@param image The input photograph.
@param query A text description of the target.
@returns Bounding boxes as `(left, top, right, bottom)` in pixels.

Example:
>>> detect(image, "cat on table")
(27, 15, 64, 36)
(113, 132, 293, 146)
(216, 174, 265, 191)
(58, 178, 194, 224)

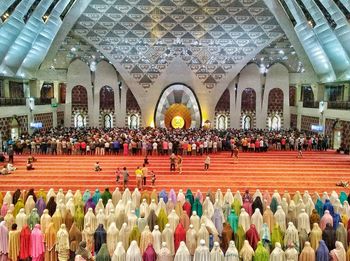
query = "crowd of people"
(0, 187, 349, 261)
(0, 127, 330, 157)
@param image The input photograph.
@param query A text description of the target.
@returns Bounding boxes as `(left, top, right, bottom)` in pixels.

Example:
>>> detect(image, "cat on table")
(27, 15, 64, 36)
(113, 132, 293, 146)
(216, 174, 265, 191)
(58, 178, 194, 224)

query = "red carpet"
(1, 151, 349, 194)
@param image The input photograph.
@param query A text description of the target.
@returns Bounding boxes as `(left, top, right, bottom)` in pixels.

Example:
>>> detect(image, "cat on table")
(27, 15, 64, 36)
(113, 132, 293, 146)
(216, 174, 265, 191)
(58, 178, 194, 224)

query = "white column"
(3, 79, 9, 97)
(87, 85, 94, 127)
(228, 83, 238, 128)
(116, 84, 127, 127)
(52, 107, 57, 128)
(64, 86, 72, 127)
(344, 83, 349, 101)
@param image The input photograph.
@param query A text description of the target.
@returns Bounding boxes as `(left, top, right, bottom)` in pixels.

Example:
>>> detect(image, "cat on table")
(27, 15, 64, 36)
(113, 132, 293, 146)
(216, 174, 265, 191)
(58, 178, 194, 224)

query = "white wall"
(263, 63, 290, 128)
(65, 59, 92, 127)
(93, 61, 119, 127)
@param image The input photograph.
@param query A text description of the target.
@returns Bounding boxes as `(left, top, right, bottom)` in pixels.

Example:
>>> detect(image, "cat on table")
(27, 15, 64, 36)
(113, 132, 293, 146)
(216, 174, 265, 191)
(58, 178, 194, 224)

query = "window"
(104, 114, 112, 129)
(325, 85, 344, 102)
(271, 116, 281, 130)
(268, 115, 281, 130)
(217, 115, 227, 130)
(243, 115, 251, 130)
(129, 114, 139, 129)
(74, 114, 86, 128)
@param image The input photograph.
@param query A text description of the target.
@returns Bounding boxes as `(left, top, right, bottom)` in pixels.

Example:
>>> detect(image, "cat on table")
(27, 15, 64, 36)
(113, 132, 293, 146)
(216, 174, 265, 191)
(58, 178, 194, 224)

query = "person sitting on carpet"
(94, 161, 102, 172)
(28, 155, 37, 163)
(26, 160, 34, 170)
(1, 164, 10, 175)
(7, 163, 16, 171)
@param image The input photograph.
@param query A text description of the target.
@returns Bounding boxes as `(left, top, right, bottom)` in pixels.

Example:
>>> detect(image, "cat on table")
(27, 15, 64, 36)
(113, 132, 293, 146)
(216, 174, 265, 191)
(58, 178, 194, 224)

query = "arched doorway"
(268, 114, 281, 130)
(154, 84, 202, 128)
(129, 114, 139, 129)
(74, 113, 86, 128)
(242, 115, 252, 130)
(333, 121, 342, 149)
(164, 104, 192, 129)
(9, 117, 20, 140)
(217, 115, 227, 130)
(103, 114, 113, 128)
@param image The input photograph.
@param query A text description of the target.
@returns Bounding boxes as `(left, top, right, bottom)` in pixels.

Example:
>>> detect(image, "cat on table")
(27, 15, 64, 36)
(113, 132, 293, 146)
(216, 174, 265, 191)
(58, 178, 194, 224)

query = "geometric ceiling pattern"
(72, 0, 284, 88)
(0, 0, 349, 86)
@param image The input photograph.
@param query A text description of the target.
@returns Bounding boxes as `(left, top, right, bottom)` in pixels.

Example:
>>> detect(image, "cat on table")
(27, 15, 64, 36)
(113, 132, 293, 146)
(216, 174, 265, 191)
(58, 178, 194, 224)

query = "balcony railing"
(0, 97, 26, 106)
(327, 101, 350, 110)
(34, 97, 52, 105)
(303, 101, 319, 108)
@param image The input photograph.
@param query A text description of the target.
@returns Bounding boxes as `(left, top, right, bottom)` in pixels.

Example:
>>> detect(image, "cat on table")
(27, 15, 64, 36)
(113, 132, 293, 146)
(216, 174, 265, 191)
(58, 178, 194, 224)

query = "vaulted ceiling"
(0, 0, 349, 88)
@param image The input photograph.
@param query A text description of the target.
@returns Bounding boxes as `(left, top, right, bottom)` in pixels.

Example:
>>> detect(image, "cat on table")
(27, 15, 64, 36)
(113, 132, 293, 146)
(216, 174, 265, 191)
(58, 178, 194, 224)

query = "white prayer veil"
(225, 241, 239, 261)
(174, 241, 191, 261)
(112, 242, 126, 261)
(126, 240, 142, 261)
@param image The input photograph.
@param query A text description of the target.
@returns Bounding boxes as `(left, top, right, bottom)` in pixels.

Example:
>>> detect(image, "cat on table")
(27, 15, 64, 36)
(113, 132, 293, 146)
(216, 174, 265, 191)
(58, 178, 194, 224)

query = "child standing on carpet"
(94, 161, 102, 171)
(233, 146, 239, 163)
(151, 171, 156, 187)
(115, 168, 121, 183)
(204, 155, 210, 171)
(297, 142, 303, 158)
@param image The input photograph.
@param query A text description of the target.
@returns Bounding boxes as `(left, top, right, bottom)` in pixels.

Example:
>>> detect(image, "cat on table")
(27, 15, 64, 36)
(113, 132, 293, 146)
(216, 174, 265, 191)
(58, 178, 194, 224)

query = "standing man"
(204, 156, 210, 171)
(8, 145, 14, 164)
(170, 153, 176, 172)
(135, 166, 143, 190)
(141, 164, 148, 186)
(122, 167, 129, 190)
(233, 145, 239, 163)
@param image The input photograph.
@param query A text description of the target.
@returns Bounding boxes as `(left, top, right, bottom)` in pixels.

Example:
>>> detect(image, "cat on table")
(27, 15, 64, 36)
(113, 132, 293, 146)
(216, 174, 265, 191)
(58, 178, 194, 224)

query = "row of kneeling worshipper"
(0, 187, 350, 261)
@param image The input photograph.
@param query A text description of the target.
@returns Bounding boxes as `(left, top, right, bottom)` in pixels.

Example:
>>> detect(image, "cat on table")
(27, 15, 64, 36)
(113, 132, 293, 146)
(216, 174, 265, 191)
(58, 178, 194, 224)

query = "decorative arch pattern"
(126, 89, 141, 112)
(289, 86, 297, 106)
(99, 85, 114, 111)
(72, 85, 88, 107)
(215, 89, 230, 112)
(241, 88, 256, 112)
(268, 88, 284, 113)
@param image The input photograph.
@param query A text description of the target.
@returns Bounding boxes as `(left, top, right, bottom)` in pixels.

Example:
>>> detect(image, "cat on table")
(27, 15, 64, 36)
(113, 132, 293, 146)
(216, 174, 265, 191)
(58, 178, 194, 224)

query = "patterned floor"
(1, 151, 349, 195)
